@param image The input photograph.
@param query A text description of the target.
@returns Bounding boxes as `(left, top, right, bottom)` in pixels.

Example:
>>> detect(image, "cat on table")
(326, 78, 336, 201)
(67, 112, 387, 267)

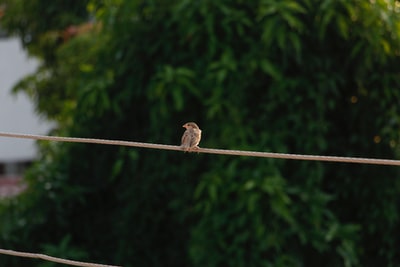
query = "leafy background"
(1, 0, 400, 266)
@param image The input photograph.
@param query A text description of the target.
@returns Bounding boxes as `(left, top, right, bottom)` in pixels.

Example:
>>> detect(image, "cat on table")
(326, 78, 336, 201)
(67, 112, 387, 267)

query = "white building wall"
(0, 37, 53, 163)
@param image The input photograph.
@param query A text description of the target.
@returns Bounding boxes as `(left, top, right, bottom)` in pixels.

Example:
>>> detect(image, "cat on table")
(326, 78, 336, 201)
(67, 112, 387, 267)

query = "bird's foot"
(181, 145, 200, 153)
(189, 146, 200, 153)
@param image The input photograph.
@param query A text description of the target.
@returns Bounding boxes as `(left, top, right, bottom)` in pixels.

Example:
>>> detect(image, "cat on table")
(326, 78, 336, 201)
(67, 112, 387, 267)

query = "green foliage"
(39, 235, 89, 267)
(1, 0, 90, 57)
(1, 0, 400, 266)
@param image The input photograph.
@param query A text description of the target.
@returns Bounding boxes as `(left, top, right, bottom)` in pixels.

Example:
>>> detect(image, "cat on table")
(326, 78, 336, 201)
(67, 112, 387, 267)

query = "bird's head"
(183, 122, 199, 129)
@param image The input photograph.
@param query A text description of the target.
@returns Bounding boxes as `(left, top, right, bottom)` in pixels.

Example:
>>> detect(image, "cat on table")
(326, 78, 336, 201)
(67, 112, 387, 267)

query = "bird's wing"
(181, 130, 191, 147)
(189, 129, 201, 147)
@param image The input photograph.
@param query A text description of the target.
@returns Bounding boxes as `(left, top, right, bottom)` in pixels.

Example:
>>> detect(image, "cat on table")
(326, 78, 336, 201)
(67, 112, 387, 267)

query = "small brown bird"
(181, 122, 202, 152)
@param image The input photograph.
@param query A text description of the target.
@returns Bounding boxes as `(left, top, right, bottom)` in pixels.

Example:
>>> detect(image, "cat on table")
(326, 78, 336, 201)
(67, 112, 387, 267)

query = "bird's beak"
(182, 124, 187, 128)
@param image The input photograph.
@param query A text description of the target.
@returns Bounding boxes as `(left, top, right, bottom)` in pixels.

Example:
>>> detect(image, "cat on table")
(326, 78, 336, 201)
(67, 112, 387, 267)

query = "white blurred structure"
(0, 37, 53, 162)
(0, 36, 53, 196)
